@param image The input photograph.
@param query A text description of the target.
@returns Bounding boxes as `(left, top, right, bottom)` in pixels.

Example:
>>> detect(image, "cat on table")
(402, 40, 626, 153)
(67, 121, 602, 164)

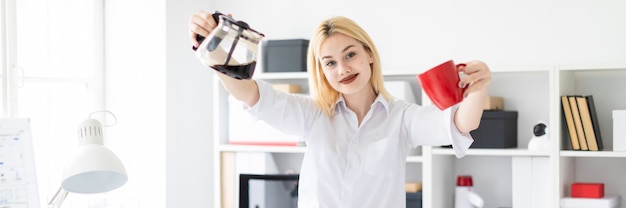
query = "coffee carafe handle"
(192, 11, 224, 51)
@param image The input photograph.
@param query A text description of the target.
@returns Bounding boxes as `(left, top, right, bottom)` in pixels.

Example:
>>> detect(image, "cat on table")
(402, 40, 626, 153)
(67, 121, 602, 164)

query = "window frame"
(2, 0, 105, 207)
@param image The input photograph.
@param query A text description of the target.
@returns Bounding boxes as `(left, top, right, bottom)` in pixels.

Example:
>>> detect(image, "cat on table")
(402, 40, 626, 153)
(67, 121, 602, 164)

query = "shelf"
(430, 147, 550, 157)
(215, 62, 626, 208)
(427, 149, 626, 160)
(406, 155, 423, 163)
(558, 63, 626, 71)
(251, 66, 557, 80)
(254, 71, 309, 80)
(560, 150, 626, 158)
(381, 70, 418, 77)
(219, 144, 306, 153)
(220, 145, 425, 163)
(489, 65, 553, 73)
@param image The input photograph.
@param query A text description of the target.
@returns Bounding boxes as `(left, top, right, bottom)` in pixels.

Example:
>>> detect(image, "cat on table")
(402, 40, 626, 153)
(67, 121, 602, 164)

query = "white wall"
(102, 0, 625, 207)
(104, 0, 168, 206)
(213, 0, 626, 70)
(165, 0, 215, 207)
(105, 0, 216, 207)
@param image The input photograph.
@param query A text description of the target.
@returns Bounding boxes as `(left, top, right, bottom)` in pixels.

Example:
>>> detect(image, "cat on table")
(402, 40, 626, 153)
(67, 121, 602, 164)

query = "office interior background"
(2, 0, 625, 207)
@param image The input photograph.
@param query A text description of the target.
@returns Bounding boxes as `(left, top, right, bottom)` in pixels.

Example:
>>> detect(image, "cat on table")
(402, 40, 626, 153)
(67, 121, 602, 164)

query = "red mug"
(418, 60, 466, 110)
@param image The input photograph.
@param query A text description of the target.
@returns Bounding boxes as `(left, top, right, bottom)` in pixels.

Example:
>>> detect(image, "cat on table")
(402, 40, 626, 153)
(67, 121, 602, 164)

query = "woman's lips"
(340, 74, 358, 84)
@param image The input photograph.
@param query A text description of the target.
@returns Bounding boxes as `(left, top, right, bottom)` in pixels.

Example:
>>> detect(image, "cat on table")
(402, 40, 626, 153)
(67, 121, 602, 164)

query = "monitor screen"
(239, 174, 299, 208)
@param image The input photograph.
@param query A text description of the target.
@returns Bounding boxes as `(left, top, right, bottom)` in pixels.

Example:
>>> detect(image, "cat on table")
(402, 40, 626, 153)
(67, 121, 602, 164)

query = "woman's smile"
(340, 73, 358, 84)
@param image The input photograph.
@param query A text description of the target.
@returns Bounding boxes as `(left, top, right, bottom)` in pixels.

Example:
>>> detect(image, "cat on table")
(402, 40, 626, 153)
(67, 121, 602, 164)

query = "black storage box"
(469, 110, 518, 148)
(263, 39, 309, 72)
(406, 192, 422, 208)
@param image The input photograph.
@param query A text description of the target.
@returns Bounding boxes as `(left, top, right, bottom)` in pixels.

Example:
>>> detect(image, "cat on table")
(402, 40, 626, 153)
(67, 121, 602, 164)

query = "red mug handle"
(456, 63, 467, 90)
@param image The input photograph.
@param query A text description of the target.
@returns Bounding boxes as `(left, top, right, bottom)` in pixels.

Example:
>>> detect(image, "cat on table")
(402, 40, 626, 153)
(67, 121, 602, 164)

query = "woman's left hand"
(457, 60, 492, 97)
(454, 60, 492, 133)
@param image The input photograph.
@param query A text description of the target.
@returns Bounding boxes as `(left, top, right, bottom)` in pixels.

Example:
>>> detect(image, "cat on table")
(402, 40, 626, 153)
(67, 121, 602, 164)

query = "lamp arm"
(48, 186, 69, 208)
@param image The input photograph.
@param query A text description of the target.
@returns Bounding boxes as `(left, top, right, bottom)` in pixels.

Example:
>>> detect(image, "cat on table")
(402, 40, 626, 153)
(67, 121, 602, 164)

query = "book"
(576, 96, 600, 151)
(568, 96, 589, 150)
(561, 96, 580, 150)
(586, 95, 603, 150)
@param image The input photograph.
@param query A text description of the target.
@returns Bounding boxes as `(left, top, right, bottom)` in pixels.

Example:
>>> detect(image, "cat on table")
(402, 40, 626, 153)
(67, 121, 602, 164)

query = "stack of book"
(561, 95, 603, 151)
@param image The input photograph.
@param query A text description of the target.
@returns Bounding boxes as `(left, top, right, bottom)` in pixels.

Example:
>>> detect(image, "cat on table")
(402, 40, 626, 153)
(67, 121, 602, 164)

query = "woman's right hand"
(188, 10, 259, 106)
(189, 10, 219, 50)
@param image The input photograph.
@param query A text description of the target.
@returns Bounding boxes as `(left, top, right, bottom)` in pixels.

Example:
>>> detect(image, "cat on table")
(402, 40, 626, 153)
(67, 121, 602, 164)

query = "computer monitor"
(239, 173, 299, 208)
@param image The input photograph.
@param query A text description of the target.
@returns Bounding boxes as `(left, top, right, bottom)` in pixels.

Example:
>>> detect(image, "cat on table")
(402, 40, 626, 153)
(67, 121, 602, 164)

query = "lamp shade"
(61, 144, 127, 193)
(61, 118, 127, 194)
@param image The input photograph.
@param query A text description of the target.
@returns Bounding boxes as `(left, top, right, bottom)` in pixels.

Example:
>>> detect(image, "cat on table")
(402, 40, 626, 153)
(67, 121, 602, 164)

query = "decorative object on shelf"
(405, 182, 423, 192)
(263, 39, 309, 73)
(406, 191, 423, 208)
(528, 121, 550, 151)
(194, 11, 265, 80)
(47, 111, 127, 208)
(483, 96, 503, 110)
(613, 110, 626, 152)
(418, 60, 466, 110)
(469, 111, 518, 148)
(454, 175, 484, 208)
(564, 182, 617, 208)
(572, 182, 605, 198)
(271, 84, 302, 93)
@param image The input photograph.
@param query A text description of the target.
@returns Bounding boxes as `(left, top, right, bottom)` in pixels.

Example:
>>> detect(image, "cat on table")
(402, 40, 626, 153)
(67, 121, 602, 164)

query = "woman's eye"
(346, 52, 356, 59)
(326, 61, 336, 67)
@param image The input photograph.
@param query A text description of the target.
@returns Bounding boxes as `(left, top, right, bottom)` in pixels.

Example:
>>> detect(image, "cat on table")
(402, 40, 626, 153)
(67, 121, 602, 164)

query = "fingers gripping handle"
(192, 11, 224, 51)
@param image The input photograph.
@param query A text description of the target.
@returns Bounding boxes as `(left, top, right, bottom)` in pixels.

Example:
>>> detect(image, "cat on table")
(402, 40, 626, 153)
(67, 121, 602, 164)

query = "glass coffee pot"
(193, 11, 265, 80)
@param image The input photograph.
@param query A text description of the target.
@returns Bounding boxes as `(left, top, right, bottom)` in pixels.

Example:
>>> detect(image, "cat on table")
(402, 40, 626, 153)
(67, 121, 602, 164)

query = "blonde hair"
(307, 16, 392, 116)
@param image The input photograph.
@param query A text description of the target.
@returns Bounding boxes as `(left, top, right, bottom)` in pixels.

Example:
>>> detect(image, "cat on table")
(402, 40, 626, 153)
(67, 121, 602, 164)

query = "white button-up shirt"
(246, 80, 473, 208)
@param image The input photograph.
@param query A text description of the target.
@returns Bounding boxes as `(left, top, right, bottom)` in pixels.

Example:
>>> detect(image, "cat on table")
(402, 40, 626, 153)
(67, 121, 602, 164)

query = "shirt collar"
(335, 94, 391, 116)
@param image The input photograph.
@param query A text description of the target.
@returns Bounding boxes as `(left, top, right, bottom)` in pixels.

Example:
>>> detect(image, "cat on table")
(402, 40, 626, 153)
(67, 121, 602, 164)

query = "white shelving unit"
(212, 64, 626, 208)
(556, 65, 626, 208)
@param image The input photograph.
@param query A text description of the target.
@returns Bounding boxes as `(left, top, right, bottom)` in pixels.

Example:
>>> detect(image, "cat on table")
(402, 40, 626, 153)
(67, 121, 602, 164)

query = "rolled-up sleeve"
(408, 104, 474, 158)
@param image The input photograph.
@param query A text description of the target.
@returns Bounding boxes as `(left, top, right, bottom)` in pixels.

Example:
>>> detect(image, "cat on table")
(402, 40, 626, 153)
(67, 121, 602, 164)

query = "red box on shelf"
(571, 183, 604, 198)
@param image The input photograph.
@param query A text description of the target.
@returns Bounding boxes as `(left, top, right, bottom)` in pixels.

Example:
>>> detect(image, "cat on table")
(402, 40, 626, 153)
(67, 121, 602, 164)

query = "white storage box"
(561, 195, 620, 208)
(614, 110, 626, 152)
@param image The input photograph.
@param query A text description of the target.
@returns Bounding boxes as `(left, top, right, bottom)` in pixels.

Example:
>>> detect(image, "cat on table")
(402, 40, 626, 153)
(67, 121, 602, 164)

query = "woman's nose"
(338, 62, 351, 75)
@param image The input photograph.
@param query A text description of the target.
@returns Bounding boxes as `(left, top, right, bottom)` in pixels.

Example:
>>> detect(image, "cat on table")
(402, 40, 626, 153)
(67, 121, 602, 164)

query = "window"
(3, 0, 103, 207)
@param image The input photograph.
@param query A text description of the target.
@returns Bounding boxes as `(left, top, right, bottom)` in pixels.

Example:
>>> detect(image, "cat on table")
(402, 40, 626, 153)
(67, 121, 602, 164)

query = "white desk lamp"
(48, 111, 127, 208)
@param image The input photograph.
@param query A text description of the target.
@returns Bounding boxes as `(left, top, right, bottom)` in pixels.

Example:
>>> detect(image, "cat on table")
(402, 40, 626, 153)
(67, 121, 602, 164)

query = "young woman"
(189, 11, 491, 208)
